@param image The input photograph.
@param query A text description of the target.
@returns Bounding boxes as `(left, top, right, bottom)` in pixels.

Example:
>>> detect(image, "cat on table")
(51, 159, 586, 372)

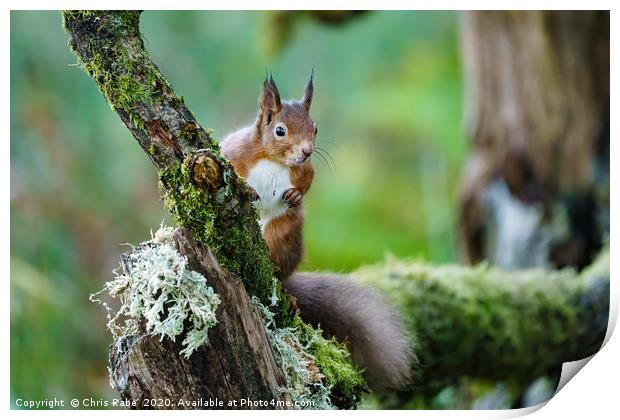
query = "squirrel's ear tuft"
(260, 73, 281, 114)
(301, 69, 314, 111)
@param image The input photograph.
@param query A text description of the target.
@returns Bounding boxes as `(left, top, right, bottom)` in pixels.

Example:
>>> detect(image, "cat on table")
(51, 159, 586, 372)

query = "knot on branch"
(187, 150, 224, 194)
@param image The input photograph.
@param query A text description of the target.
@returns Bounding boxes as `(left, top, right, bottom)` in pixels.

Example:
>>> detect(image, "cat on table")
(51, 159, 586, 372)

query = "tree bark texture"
(109, 229, 288, 409)
(62, 10, 275, 303)
(458, 11, 609, 270)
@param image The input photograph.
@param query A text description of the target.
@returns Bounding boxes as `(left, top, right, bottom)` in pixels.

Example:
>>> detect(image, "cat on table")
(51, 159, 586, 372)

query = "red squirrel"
(221, 74, 315, 280)
(221, 74, 414, 390)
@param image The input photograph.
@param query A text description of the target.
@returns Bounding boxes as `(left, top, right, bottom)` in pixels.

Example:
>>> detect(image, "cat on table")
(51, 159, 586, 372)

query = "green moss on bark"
(253, 297, 366, 409)
(159, 160, 276, 305)
(355, 249, 609, 394)
(291, 316, 366, 407)
(63, 11, 166, 116)
(63, 11, 279, 306)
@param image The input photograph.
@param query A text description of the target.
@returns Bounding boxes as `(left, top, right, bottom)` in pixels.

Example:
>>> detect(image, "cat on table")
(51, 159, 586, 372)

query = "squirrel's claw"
(282, 188, 303, 208)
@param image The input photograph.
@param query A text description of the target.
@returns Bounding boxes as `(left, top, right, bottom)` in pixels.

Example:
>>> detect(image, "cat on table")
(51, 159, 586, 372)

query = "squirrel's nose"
(302, 147, 313, 158)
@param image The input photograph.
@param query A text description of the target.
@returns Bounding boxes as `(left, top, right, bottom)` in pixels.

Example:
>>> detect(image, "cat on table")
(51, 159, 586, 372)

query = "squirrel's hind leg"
(263, 209, 304, 280)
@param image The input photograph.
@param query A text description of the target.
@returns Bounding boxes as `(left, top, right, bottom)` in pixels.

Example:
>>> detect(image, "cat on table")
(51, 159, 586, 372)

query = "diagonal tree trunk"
(62, 10, 294, 409)
(62, 10, 275, 303)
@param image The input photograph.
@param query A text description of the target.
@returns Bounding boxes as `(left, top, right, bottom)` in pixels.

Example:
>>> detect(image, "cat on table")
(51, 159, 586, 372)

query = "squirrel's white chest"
(246, 159, 292, 230)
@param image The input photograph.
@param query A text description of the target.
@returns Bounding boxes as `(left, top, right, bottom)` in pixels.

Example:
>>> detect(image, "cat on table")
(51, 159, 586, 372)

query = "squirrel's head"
(256, 73, 316, 167)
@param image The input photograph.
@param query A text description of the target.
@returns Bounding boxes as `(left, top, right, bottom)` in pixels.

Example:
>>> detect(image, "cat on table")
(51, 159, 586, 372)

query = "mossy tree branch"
(62, 10, 275, 303)
(355, 248, 609, 403)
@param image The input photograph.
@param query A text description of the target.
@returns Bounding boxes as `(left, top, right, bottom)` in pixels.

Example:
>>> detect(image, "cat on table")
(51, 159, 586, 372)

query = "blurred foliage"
(11, 11, 464, 405)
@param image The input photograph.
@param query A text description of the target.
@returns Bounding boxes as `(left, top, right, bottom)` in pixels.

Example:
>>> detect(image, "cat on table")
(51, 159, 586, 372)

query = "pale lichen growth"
(91, 226, 221, 359)
(252, 297, 335, 410)
(269, 276, 279, 307)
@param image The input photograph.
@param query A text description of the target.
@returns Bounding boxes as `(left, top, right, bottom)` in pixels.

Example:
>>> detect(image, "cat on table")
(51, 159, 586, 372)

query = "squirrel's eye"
(275, 125, 287, 137)
(314, 127, 318, 135)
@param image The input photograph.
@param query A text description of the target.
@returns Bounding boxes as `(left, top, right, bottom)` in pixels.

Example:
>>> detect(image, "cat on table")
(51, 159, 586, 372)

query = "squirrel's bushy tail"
(283, 272, 415, 390)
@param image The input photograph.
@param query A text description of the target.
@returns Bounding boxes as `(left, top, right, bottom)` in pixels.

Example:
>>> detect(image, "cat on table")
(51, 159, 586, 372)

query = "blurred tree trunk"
(458, 11, 609, 270)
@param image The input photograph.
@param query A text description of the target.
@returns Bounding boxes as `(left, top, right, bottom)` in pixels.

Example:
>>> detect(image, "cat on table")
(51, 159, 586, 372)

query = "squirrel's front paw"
(282, 188, 303, 208)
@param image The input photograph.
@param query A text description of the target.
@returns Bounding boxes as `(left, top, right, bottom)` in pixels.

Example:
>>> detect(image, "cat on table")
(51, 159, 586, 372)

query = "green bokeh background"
(10, 11, 465, 403)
